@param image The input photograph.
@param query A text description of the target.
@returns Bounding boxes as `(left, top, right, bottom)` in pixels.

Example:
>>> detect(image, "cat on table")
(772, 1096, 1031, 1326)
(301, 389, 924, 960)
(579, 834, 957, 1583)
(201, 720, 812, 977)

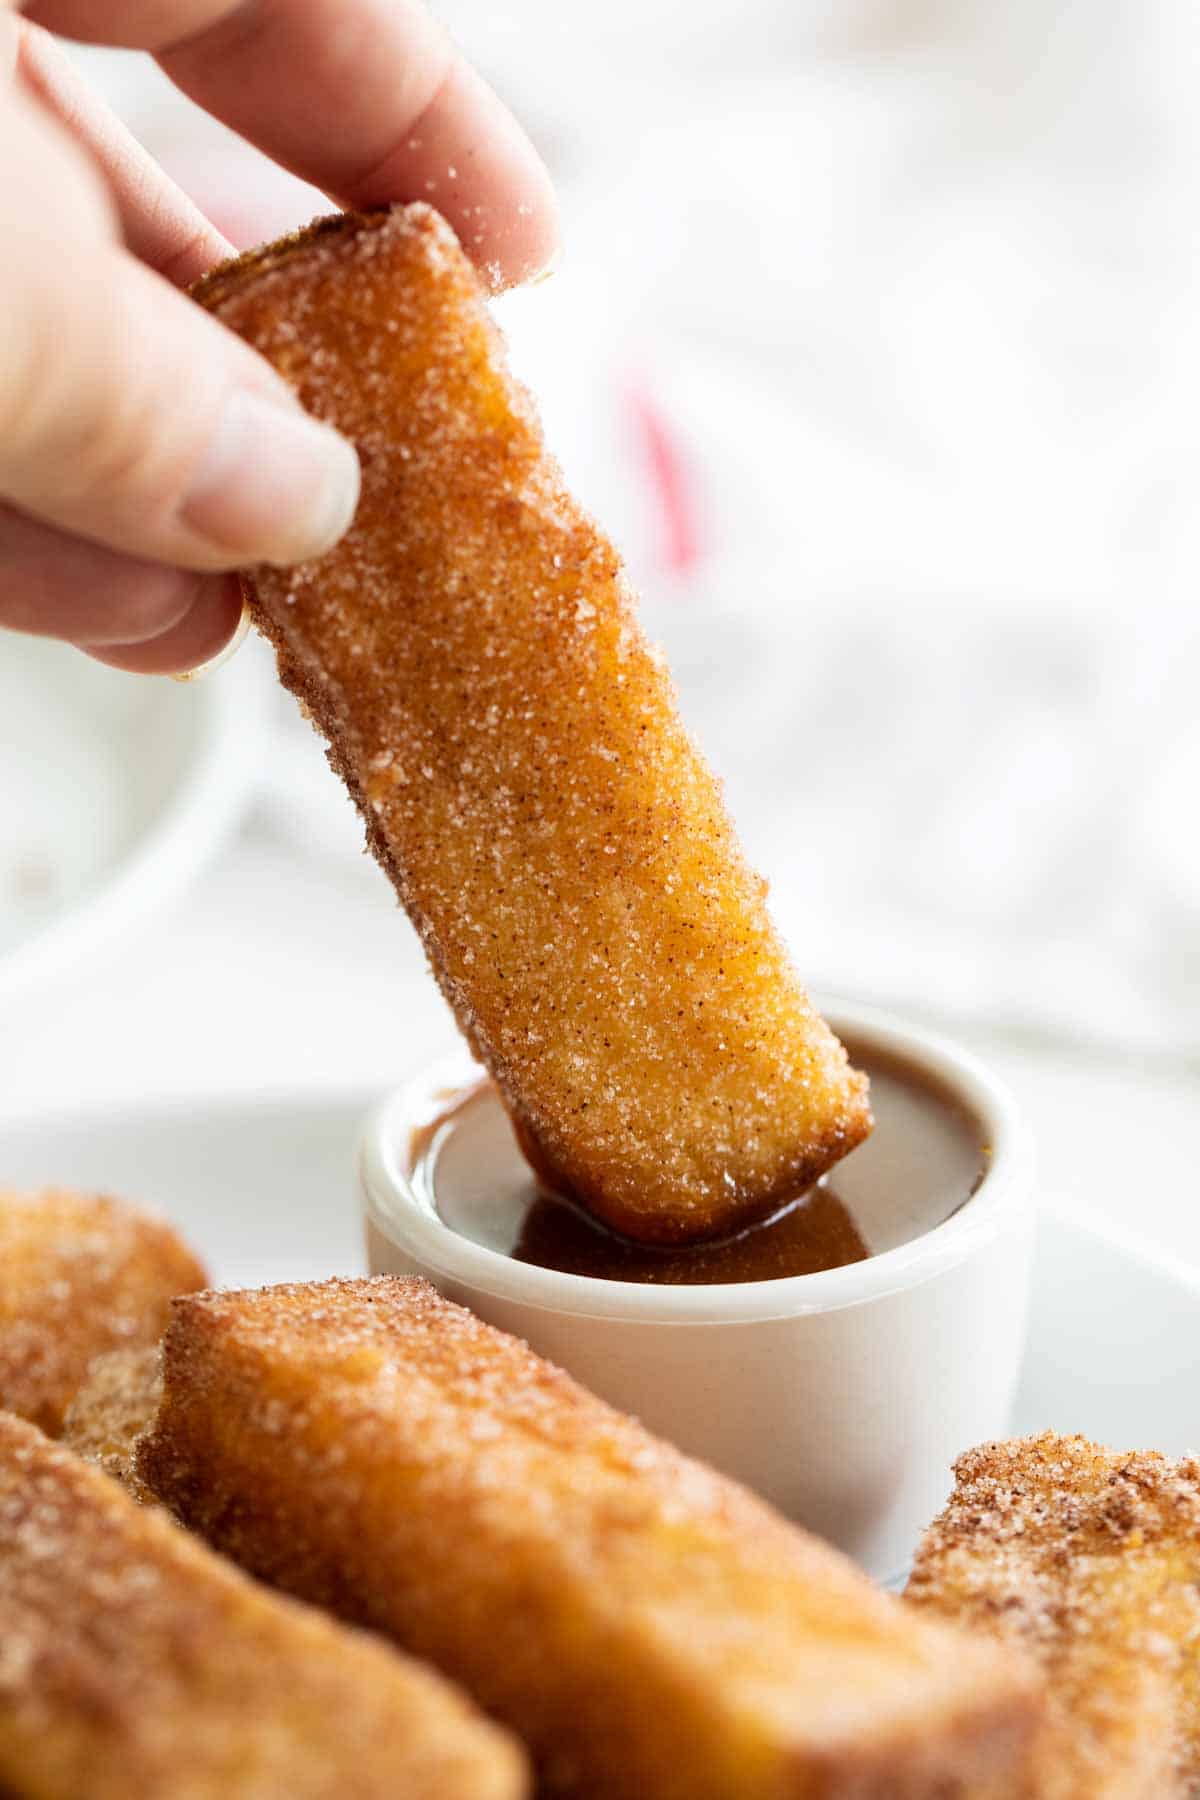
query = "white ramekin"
(360, 1003, 1035, 1583)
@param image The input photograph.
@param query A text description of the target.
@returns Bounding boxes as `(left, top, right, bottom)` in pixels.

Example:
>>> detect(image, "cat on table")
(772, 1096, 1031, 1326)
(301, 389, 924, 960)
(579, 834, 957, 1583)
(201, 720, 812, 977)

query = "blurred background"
(4, 2, 1198, 1256)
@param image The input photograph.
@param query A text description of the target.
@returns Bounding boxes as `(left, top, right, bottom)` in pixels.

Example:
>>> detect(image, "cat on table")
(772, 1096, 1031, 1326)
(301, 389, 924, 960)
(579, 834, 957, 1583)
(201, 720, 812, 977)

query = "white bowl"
(361, 1003, 1035, 1583)
(0, 636, 265, 1003)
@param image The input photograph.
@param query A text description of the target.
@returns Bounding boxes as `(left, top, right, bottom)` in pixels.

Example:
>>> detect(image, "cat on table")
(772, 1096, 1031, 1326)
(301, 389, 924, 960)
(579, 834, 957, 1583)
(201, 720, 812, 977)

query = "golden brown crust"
(61, 1344, 163, 1501)
(906, 1431, 1200, 1797)
(0, 1411, 527, 1800)
(192, 210, 377, 307)
(0, 1188, 206, 1433)
(193, 204, 871, 1245)
(139, 1275, 1037, 1798)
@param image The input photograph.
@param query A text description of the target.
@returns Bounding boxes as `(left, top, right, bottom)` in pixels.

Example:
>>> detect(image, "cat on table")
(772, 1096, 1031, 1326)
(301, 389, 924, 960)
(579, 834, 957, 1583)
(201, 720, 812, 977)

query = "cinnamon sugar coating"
(0, 1188, 206, 1433)
(0, 1412, 527, 1799)
(194, 206, 871, 1245)
(139, 1276, 1037, 1798)
(62, 1344, 164, 1501)
(907, 1431, 1200, 1797)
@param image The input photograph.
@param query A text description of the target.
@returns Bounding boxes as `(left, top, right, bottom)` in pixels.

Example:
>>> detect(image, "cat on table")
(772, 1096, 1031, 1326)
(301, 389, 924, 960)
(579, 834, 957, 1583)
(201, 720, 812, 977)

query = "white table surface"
(5, 819, 1198, 1277)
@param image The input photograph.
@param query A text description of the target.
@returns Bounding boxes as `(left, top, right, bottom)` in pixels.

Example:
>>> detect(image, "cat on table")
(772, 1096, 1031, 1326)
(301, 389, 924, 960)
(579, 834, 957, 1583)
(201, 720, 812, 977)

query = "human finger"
(0, 500, 205, 644)
(25, 0, 559, 288)
(15, 18, 232, 284)
(0, 85, 359, 571)
(0, 497, 245, 674)
(86, 575, 245, 674)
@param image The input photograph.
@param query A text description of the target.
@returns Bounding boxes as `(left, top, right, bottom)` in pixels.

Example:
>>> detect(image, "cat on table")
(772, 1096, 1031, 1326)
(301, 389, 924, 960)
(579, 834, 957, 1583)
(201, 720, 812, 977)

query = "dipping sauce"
(417, 1037, 988, 1285)
(512, 1183, 868, 1283)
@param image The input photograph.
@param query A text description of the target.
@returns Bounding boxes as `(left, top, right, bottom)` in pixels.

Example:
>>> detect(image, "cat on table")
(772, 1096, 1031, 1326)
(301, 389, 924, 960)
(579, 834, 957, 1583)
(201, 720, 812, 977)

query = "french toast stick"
(139, 1276, 1038, 1798)
(61, 1343, 163, 1500)
(907, 1432, 1200, 1798)
(0, 1411, 527, 1799)
(194, 206, 871, 1246)
(0, 1187, 205, 1432)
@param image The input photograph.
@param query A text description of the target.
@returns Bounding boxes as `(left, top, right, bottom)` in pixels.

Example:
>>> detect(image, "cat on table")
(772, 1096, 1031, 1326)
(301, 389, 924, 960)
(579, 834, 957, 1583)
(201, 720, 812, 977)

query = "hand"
(0, 2, 557, 674)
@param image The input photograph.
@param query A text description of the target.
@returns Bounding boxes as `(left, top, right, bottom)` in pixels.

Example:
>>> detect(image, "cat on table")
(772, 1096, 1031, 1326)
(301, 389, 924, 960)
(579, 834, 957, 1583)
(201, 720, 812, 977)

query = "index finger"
(24, 0, 559, 289)
(15, 20, 233, 285)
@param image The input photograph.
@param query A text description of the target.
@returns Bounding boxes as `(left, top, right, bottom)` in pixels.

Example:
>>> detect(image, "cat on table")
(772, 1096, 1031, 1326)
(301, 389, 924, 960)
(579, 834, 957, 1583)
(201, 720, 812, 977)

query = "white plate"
(1, 1091, 1196, 1534)
(0, 637, 265, 1003)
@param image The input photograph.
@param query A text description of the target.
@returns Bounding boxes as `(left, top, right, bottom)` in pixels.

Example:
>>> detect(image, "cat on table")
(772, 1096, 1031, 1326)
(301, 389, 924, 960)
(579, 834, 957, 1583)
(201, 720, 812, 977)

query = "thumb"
(0, 88, 359, 572)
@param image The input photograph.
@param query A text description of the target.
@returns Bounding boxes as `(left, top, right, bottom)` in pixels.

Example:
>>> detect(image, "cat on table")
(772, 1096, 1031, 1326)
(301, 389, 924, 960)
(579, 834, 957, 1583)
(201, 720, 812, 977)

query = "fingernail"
(182, 390, 360, 565)
(169, 600, 252, 683)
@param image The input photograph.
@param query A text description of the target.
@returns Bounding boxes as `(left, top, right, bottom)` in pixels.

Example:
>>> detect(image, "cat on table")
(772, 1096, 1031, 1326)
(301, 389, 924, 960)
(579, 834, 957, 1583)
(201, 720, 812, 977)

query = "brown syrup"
(420, 1036, 988, 1286)
(511, 1182, 868, 1284)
